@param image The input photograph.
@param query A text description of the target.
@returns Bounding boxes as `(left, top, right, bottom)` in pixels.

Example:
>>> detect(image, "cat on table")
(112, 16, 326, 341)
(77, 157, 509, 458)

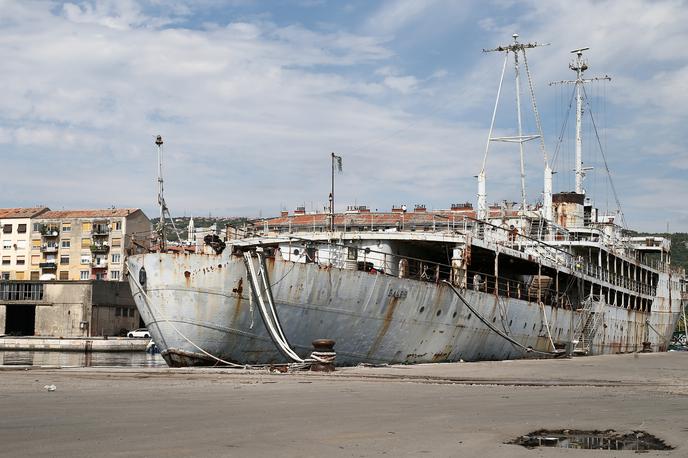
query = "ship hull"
(127, 251, 681, 367)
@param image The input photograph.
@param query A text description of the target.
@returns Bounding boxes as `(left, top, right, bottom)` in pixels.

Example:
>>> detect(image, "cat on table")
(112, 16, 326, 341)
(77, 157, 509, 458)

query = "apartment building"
(33, 209, 152, 281)
(0, 208, 50, 280)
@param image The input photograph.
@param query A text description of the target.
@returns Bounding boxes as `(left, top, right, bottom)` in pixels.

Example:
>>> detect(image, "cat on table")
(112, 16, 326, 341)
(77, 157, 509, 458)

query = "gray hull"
(127, 252, 681, 367)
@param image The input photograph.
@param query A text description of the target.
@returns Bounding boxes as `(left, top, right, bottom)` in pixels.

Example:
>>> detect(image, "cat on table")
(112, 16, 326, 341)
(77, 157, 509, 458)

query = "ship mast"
(154, 135, 183, 251)
(480, 34, 549, 220)
(551, 48, 611, 195)
(573, 48, 588, 194)
(156, 135, 167, 251)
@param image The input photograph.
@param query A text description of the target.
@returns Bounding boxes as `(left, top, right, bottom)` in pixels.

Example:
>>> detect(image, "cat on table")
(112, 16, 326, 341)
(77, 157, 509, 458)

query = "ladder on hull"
(573, 295, 603, 355)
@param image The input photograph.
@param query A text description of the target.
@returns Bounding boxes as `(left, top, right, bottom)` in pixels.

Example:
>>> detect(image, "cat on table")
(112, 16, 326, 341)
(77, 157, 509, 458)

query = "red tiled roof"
(0, 207, 50, 219)
(39, 208, 141, 219)
(258, 209, 519, 227)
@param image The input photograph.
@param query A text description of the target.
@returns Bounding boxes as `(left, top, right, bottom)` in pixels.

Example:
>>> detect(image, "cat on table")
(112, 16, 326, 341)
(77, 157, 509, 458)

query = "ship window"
(436, 310, 441, 316)
(419, 306, 425, 314)
(467, 313, 472, 320)
(293, 248, 300, 256)
(347, 247, 357, 260)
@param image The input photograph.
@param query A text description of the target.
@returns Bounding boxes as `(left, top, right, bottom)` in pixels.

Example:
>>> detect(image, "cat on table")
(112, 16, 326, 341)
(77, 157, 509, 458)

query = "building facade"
(0, 280, 140, 337)
(0, 208, 50, 280)
(33, 209, 152, 281)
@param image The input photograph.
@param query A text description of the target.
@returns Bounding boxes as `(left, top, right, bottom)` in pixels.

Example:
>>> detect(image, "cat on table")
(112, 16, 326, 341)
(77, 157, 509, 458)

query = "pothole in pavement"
(508, 429, 673, 451)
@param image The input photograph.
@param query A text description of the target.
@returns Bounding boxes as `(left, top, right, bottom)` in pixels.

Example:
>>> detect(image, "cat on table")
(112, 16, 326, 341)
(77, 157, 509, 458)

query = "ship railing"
(463, 270, 571, 309)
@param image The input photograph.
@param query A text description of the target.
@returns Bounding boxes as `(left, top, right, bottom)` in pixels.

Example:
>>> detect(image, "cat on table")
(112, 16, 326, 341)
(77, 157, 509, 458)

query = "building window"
(3, 224, 12, 234)
(32, 239, 41, 250)
(31, 255, 40, 265)
(30, 271, 39, 280)
(59, 271, 69, 280)
(1, 256, 10, 265)
(115, 221, 122, 230)
(33, 223, 41, 232)
(15, 271, 24, 280)
(111, 270, 120, 280)
(80, 270, 89, 280)
(16, 256, 25, 265)
(1, 272, 9, 280)
(111, 238, 122, 247)
(17, 240, 26, 250)
(61, 239, 71, 249)
(2, 240, 10, 250)
(81, 238, 91, 248)
(80, 254, 91, 264)
(82, 222, 91, 233)
(60, 255, 69, 265)
(62, 223, 71, 232)
(17, 224, 27, 234)
(111, 253, 121, 263)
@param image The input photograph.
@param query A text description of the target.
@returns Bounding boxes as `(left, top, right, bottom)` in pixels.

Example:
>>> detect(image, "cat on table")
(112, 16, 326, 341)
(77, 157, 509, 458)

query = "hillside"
(151, 216, 249, 242)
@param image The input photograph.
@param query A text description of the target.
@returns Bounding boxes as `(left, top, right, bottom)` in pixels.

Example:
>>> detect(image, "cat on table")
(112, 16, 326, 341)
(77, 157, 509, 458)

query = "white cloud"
(0, 0, 686, 232)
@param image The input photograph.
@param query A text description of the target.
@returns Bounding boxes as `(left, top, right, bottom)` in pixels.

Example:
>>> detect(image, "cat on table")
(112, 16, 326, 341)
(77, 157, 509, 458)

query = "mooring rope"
(442, 280, 561, 356)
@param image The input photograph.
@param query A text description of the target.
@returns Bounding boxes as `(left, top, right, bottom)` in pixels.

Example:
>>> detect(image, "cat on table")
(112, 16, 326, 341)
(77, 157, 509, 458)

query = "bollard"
(641, 341, 652, 353)
(310, 339, 336, 372)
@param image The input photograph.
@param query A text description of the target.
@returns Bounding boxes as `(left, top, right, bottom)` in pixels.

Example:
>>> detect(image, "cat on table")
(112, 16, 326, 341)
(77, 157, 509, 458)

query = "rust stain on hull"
(366, 295, 400, 358)
(231, 278, 244, 324)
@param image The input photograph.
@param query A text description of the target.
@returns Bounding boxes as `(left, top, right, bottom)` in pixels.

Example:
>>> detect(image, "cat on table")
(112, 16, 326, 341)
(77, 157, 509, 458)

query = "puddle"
(510, 429, 673, 451)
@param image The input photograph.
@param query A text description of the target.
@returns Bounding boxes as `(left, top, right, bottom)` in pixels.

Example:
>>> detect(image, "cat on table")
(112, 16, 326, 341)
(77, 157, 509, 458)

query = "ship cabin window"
(347, 247, 357, 260)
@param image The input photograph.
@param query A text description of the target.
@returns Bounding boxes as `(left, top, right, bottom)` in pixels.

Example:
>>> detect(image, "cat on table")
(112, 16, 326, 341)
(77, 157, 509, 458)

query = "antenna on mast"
(479, 34, 550, 220)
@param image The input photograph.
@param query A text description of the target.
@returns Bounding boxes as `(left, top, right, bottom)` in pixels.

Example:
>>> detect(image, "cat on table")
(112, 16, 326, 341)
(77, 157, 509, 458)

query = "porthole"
(436, 310, 441, 317)
(138, 267, 147, 288)
(452, 311, 457, 318)
(509, 320, 513, 326)
(492, 316, 496, 323)
(419, 306, 425, 313)
(467, 313, 472, 320)
(293, 248, 300, 256)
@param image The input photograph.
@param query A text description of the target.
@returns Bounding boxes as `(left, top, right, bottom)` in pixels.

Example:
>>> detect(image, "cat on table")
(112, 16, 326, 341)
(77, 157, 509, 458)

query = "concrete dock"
(1, 352, 687, 457)
(0, 336, 150, 352)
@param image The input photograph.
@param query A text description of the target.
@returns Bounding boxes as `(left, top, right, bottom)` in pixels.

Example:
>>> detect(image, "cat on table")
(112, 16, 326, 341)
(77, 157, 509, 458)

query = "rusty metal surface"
(128, 251, 681, 367)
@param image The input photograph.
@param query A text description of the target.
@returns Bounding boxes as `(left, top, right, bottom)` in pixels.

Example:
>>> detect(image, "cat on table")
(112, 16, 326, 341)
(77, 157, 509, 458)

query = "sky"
(1, 0, 687, 232)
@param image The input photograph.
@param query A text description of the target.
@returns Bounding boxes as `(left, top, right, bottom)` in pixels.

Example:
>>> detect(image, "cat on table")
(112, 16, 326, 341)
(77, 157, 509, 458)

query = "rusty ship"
(127, 36, 685, 367)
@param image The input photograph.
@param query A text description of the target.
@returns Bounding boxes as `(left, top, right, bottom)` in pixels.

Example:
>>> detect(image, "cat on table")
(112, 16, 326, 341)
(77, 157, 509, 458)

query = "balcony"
(92, 225, 110, 236)
(91, 261, 108, 269)
(41, 245, 58, 253)
(40, 226, 60, 237)
(39, 262, 57, 269)
(90, 244, 110, 254)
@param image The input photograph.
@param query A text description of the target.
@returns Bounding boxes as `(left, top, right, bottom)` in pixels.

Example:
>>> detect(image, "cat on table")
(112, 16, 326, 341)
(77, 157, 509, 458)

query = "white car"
(127, 328, 151, 338)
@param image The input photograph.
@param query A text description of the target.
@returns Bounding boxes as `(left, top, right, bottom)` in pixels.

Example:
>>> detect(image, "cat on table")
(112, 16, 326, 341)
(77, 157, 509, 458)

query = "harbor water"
(0, 350, 166, 367)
